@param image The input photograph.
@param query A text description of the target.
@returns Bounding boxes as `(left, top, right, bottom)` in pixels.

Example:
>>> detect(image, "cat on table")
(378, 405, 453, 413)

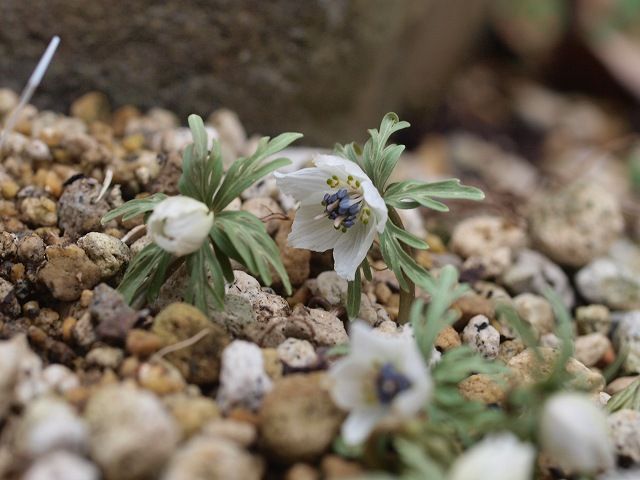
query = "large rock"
(528, 181, 624, 267)
(259, 373, 343, 463)
(84, 384, 179, 480)
(152, 303, 230, 385)
(1, 0, 489, 144)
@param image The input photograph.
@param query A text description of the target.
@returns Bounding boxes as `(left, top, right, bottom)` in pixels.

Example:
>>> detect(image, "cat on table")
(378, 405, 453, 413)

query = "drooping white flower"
(274, 154, 387, 281)
(540, 392, 615, 475)
(328, 322, 431, 445)
(148, 196, 214, 256)
(448, 433, 535, 480)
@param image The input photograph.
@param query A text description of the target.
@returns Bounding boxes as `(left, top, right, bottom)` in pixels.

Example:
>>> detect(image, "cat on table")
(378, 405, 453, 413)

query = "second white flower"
(148, 195, 214, 256)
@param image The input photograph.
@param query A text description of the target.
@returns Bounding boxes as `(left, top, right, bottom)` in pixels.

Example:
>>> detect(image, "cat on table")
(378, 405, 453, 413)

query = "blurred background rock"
(2, 0, 640, 144)
(0, 0, 488, 144)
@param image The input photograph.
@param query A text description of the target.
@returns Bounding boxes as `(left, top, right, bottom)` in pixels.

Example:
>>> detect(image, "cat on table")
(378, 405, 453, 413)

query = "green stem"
(388, 207, 415, 325)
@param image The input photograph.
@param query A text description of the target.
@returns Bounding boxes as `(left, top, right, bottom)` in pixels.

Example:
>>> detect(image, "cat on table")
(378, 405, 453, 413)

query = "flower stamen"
(375, 362, 412, 404)
(319, 183, 369, 231)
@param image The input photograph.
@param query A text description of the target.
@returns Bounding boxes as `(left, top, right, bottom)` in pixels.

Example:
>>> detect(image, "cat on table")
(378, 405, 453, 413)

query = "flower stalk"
(388, 207, 414, 325)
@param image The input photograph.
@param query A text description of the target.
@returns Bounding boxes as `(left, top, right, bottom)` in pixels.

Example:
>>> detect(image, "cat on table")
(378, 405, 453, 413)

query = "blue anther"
(322, 193, 330, 204)
(339, 198, 351, 209)
(328, 211, 338, 220)
(343, 219, 354, 228)
(337, 188, 348, 199)
(375, 363, 412, 405)
(348, 203, 360, 215)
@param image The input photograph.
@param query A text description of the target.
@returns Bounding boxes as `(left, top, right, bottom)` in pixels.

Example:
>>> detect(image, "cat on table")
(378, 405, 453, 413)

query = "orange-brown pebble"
(39, 127, 63, 147)
(119, 356, 141, 378)
(285, 463, 320, 480)
(112, 105, 141, 136)
(126, 329, 163, 358)
(228, 408, 261, 426)
(321, 455, 364, 479)
(374, 282, 392, 304)
(287, 285, 310, 308)
(416, 250, 432, 268)
(63, 386, 92, 408)
(62, 316, 77, 343)
(137, 361, 186, 395)
(435, 325, 462, 351)
(122, 133, 145, 152)
(425, 233, 447, 253)
(385, 305, 399, 320)
(10, 263, 25, 282)
(103, 228, 124, 239)
(80, 289, 94, 308)
(0, 179, 20, 199)
(600, 345, 616, 366)
(452, 293, 495, 330)
(0, 200, 17, 216)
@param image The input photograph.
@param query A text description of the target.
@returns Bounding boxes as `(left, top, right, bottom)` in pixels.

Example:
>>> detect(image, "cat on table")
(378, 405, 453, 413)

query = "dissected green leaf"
(606, 378, 640, 413)
(117, 243, 170, 304)
(394, 438, 446, 480)
(495, 302, 541, 355)
(379, 220, 430, 291)
(335, 112, 409, 191)
(101, 193, 167, 225)
(212, 132, 301, 211)
(384, 179, 485, 211)
(362, 112, 410, 189)
(211, 210, 291, 294)
(544, 287, 575, 386)
(184, 241, 226, 313)
(410, 265, 467, 361)
(178, 114, 224, 207)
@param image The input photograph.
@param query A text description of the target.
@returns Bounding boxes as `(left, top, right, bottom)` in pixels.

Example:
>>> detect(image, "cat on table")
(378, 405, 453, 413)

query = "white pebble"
(462, 315, 500, 360)
(217, 340, 273, 412)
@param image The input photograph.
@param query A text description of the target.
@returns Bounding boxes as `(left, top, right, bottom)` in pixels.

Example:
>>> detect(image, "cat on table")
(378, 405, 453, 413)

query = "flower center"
(317, 175, 371, 232)
(375, 362, 412, 405)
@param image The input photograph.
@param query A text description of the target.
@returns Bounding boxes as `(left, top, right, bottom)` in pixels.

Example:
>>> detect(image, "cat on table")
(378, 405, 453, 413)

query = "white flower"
(599, 469, 640, 480)
(274, 154, 387, 281)
(448, 433, 535, 480)
(328, 322, 431, 445)
(540, 392, 615, 475)
(148, 196, 214, 256)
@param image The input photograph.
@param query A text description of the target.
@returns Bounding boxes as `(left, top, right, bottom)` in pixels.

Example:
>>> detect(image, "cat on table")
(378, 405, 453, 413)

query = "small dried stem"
(0, 36, 60, 156)
(152, 328, 210, 361)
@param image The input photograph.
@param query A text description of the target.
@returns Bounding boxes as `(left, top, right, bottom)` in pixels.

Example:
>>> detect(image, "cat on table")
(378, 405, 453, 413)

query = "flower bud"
(448, 433, 535, 480)
(540, 392, 615, 475)
(148, 196, 213, 256)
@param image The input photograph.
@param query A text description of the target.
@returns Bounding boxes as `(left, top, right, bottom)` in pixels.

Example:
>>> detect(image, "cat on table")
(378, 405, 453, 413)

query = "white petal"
(314, 154, 369, 181)
(328, 358, 370, 409)
(341, 408, 386, 445)
(448, 433, 535, 480)
(392, 338, 432, 415)
(349, 322, 402, 361)
(287, 204, 343, 252)
(540, 393, 615, 474)
(361, 180, 388, 233)
(274, 169, 328, 206)
(333, 221, 377, 281)
(162, 210, 213, 256)
(148, 196, 213, 256)
(392, 380, 430, 416)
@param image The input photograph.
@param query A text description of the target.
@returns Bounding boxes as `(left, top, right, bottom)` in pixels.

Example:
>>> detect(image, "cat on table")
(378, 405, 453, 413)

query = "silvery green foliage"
(103, 115, 302, 313)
